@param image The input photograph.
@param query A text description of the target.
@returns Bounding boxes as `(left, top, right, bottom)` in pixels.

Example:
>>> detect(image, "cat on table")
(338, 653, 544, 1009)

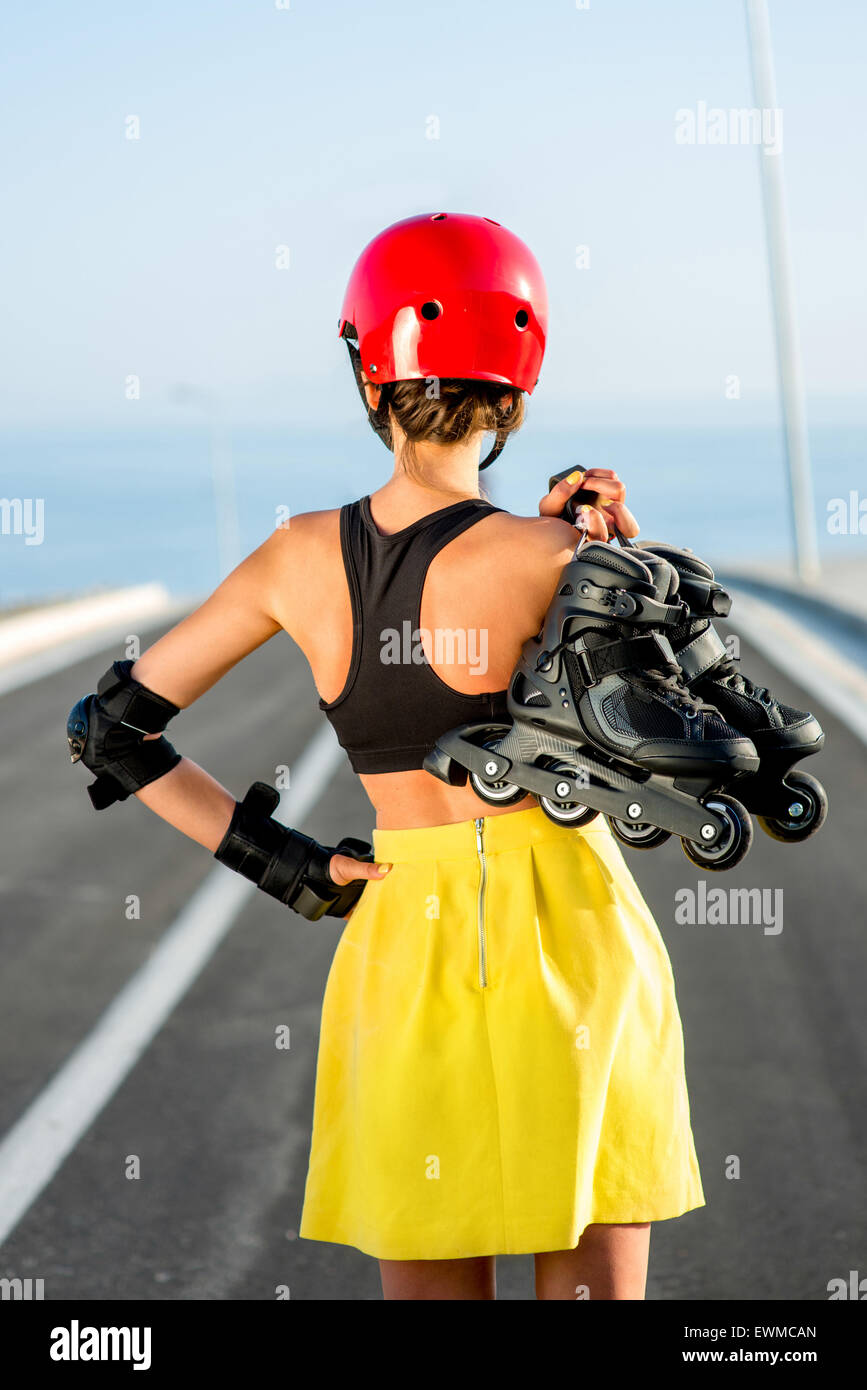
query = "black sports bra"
(318, 495, 509, 773)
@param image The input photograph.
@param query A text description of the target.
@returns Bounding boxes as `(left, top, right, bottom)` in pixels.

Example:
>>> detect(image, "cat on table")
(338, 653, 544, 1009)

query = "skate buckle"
(711, 591, 732, 617)
(612, 591, 638, 618)
(576, 649, 598, 688)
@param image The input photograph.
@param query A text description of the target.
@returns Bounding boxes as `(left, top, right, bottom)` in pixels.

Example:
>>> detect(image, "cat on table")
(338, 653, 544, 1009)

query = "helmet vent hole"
(420, 301, 442, 321)
(484, 217, 501, 225)
(430, 213, 447, 221)
(515, 308, 529, 329)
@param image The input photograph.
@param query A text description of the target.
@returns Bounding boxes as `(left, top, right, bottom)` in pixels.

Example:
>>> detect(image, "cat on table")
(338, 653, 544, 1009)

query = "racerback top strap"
(318, 494, 510, 773)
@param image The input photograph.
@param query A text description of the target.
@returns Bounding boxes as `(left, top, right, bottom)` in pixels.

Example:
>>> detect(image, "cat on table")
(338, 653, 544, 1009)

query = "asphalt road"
(0, 619, 864, 1301)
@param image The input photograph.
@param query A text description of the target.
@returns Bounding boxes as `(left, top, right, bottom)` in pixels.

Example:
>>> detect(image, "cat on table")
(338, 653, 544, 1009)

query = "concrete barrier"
(0, 585, 181, 668)
(0, 586, 200, 698)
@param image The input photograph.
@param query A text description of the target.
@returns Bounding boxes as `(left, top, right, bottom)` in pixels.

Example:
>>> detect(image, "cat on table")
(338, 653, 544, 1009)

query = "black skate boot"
(640, 542, 827, 843)
(425, 539, 759, 871)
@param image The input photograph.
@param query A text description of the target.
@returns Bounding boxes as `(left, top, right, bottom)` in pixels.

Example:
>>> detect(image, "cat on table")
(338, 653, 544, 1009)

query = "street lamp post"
(170, 385, 241, 582)
(744, 0, 821, 583)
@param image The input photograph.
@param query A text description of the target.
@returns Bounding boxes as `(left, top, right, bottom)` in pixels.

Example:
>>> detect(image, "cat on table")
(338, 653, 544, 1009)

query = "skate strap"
(673, 624, 729, 683)
(96, 659, 181, 733)
(621, 591, 685, 626)
(683, 578, 732, 618)
(569, 632, 677, 687)
(85, 736, 182, 810)
(564, 578, 684, 627)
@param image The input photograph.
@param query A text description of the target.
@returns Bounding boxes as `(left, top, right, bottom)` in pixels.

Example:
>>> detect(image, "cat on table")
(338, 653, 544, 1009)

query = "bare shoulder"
(473, 508, 579, 569)
(265, 506, 341, 543)
(258, 506, 341, 570)
(254, 507, 343, 639)
(433, 509, 580, 629)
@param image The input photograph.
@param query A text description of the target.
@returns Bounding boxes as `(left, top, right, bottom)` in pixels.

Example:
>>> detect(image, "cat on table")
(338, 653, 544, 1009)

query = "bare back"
(269, 489, 579, 829)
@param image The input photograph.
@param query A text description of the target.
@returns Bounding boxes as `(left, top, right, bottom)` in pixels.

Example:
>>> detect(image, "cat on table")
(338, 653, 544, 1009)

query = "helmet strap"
(341, 323, 509, 469)
(479, 430, 508, 470)
(342, 329, 393, 452)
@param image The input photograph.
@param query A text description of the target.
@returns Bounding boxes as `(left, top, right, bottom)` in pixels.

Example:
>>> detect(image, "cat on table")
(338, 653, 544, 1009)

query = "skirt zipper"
(474, 817, 488, 989)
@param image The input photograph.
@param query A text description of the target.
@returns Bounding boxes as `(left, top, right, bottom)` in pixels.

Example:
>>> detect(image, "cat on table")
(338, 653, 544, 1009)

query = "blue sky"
(1, 0, 864, 429)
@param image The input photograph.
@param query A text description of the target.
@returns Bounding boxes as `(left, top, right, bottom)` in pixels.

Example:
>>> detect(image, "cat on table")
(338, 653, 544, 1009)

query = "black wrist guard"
(214, 782, 374, 921)
(67, 659, 182, 809)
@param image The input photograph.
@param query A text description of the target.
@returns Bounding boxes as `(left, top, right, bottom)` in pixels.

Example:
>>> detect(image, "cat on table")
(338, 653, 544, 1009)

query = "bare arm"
(117, 523, 387, 891)
(126, 530, 283, 851)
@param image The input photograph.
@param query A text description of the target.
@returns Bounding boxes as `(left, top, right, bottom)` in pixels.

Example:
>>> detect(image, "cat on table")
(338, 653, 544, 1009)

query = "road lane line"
(0, 720, 345, 1249)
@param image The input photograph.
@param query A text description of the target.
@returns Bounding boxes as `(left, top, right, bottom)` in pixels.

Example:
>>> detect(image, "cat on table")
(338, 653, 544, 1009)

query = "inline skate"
(423, 536, 760, 871)
(638, 542, 827, 842)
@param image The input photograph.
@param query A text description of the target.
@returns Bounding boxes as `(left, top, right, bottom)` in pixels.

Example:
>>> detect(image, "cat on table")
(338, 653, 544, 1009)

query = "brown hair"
(376, 378, 525, 488)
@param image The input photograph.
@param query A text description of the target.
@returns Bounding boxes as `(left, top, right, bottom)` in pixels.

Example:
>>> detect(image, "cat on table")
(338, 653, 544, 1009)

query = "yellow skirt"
(298, 804, 704, 1260)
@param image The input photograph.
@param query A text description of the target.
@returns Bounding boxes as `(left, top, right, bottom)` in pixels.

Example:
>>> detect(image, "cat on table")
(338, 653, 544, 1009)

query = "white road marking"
(0, 720, 345, 1249)
(726, 586, 867, 746)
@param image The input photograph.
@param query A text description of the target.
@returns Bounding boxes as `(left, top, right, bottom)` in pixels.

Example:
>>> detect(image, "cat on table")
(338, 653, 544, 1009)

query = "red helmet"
(338, 212, 548, 467)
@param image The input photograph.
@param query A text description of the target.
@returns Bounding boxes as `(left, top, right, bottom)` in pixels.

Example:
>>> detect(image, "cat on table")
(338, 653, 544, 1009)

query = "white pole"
(171, 384, 241, 581)
(744, 0, 820, 583)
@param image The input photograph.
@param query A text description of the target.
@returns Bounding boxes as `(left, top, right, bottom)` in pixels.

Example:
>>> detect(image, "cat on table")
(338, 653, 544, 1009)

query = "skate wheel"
(537, 759, 599, 826)
(468, 731, 526, 805)
(539, 796, 599, 827)
(680, 793, 752, 872)
(539, 796, 598, 827)
(607, 816, 671, 850)
(469, 768, 526, 805)
(756, 770, 828, 843)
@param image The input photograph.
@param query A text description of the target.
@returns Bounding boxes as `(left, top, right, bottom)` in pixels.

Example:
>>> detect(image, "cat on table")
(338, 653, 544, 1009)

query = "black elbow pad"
(214, 782, 374, 921)
(67, 659, 182, 809)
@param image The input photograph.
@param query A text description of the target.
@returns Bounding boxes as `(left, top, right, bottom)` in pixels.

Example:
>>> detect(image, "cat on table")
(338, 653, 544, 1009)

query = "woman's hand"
(538, 468, 639, 542)
(329, 854, 392, 921)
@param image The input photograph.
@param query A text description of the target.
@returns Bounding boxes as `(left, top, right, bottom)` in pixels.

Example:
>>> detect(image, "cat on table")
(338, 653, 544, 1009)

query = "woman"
(73, 213, 705, 1300)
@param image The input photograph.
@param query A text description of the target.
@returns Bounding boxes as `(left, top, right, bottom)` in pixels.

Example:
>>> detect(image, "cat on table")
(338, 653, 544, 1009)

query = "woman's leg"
(534, 1221, 651, 1301)
(379, 1256, 496, 1301)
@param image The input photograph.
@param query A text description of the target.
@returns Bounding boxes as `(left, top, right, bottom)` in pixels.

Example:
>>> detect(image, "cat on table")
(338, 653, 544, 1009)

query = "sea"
(1, 423, 864, 609)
